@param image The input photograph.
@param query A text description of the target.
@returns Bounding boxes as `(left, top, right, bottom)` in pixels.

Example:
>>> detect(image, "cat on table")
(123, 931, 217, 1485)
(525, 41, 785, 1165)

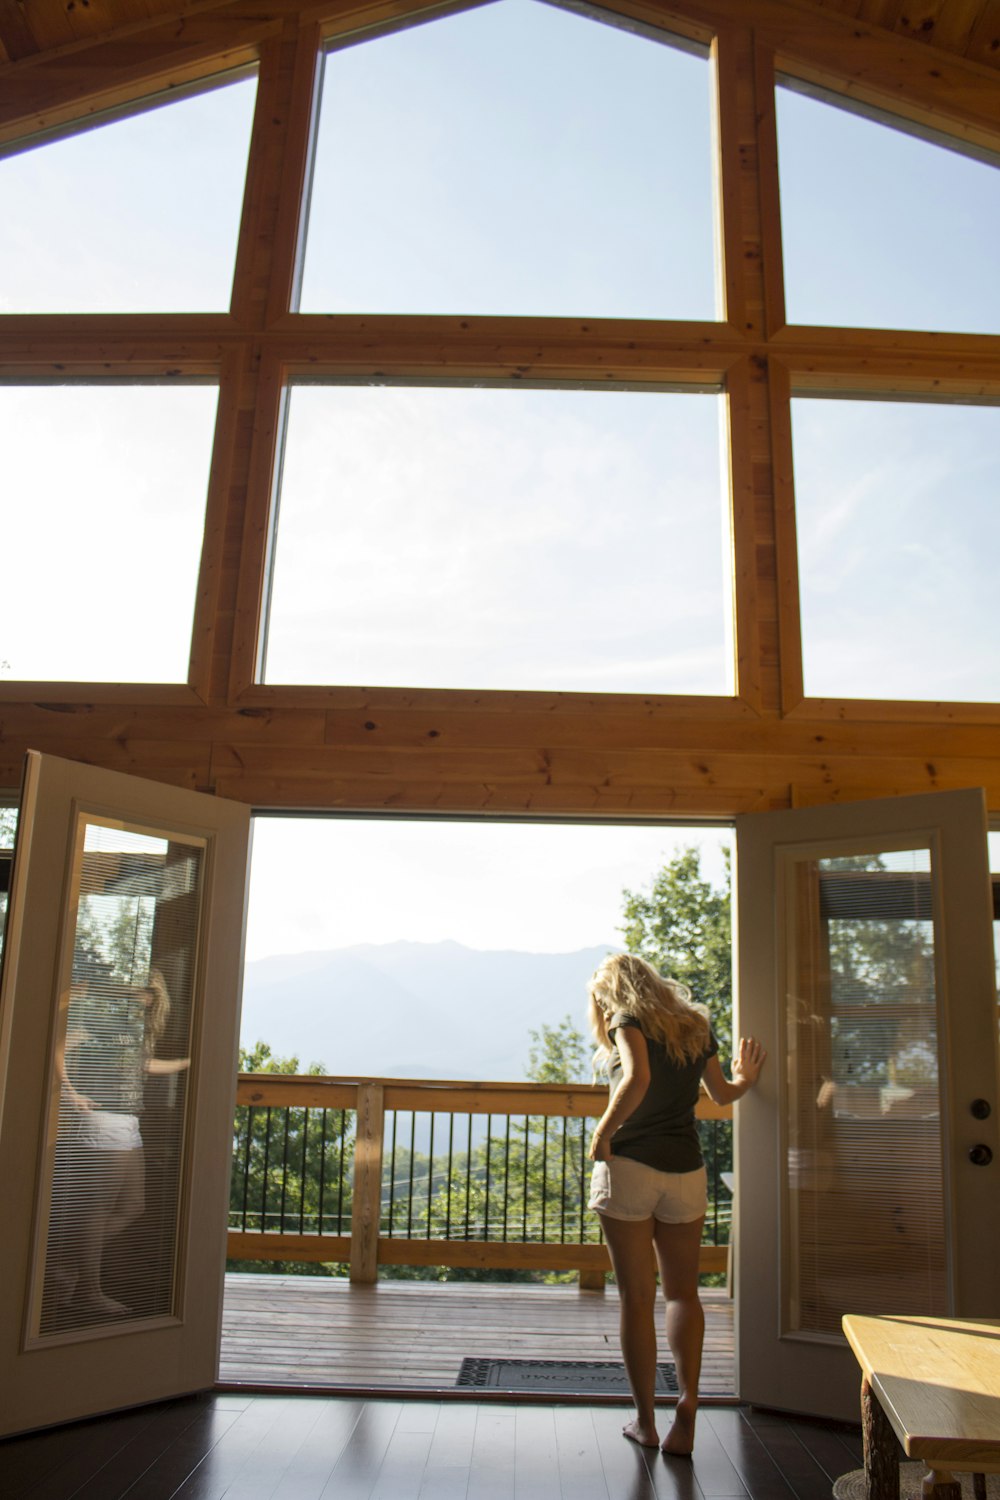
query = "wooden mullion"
(225, 351, 286, 702)
(711, 25, 755, 336)
(264, 23, 323, 323)
(229, 27, 316, 329)
(188, 346, 251, 701)
(726, 358, 764, 714)
(751, 34, 787, 340)
(766, 356, 804, 715)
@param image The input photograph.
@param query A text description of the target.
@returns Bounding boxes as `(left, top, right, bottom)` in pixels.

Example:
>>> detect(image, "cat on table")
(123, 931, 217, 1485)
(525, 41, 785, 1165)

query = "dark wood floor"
(1, 1391, 863, 1500)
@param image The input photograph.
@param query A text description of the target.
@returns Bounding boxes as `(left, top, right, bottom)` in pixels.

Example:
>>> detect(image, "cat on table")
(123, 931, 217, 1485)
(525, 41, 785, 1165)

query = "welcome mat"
(455, 1358, 678, 1394)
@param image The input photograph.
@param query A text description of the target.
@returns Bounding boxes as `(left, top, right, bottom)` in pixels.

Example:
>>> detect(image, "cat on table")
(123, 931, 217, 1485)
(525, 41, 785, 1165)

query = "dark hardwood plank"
(417, 1403, 478, 1500)
(784, 1413, 865, 1489)
(739, 1407, 857, 1500)
(467, 1405, 518, 1500)
(316, 1400, 405, 1500)
(267, 1398, 371, 1500)
(165, 1396, 319, 1500)
(70, 1400, 242, 1500)
(553, 1406, 624, 1500)
(513, 1405, 560, 1500)
(590, 1405, 669, 1500)
(702, 1409, 796, 1499)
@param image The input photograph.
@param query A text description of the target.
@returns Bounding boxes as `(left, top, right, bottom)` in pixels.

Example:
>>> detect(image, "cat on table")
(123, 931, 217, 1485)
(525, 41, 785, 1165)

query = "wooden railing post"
(350, 1082, 384, 1284)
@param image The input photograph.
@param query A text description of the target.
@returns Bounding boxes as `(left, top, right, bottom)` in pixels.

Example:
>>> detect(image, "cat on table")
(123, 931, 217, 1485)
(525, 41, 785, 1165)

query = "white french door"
(0, 752, 250, 1436)
(734, 789, 1000, 1420)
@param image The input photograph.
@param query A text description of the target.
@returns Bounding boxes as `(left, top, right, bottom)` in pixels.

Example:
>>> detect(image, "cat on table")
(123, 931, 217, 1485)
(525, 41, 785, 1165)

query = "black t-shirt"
(606, 1011, 718, 1173)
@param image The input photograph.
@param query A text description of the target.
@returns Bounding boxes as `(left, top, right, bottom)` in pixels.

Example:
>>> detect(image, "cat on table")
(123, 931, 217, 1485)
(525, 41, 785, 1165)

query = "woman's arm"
(701, 1036, 766, 1106)
(588, 1026, 651, 1161)
(146, 1056, 191, 1076)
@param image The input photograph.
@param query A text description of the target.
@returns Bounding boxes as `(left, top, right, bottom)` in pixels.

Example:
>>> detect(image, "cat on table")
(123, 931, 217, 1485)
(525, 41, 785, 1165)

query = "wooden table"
(842, 1314, 1000, 1500)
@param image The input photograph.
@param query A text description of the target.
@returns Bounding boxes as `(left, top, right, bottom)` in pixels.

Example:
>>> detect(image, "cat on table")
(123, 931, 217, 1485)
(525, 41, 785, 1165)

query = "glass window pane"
(34, 818, 205, 1338)
(784, 846, 946, 1335)
(0, 75, 257, 313)
(791, 398, 1000, 702)
(299, 1, 716, 318)
(262, 385, 731, 694)
(776, 83, 1000, 334)
(1, 385, 219, 683)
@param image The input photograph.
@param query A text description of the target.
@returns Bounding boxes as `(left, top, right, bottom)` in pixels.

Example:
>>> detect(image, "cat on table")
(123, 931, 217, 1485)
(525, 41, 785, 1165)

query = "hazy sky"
(3, 0, 999, 961)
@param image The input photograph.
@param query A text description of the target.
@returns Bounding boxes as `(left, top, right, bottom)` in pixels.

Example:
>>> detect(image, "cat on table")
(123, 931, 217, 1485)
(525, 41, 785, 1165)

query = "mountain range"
(238, 939, 615, 1080)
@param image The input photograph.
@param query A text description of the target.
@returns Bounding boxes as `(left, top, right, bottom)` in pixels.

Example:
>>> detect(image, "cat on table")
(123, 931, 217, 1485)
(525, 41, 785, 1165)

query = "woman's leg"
(598, 1212, 660, 1447)
(653, 1215, 705, 1455)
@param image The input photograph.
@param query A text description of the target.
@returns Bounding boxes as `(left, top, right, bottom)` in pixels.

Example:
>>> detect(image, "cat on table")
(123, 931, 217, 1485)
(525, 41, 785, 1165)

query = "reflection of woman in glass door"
(54, 969, 189, 1320)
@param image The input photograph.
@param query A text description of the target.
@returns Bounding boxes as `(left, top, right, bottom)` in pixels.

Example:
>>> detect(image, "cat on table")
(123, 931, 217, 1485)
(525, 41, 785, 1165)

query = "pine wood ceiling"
(1, 0, 999, 71)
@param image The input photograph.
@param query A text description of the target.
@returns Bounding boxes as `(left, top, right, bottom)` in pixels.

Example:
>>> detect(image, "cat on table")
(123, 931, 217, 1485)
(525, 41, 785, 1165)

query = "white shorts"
(77, 1110, 142, 1151)
(588, 1157, 707, 1224)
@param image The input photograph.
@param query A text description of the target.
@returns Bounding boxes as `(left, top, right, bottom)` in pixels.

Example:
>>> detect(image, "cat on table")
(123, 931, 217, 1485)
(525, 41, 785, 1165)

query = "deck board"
(220, 1274, 736, 1394)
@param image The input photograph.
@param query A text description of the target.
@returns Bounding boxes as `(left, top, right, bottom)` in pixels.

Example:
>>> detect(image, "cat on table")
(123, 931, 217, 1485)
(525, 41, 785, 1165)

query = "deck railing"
(228, 1074, 733, 1286)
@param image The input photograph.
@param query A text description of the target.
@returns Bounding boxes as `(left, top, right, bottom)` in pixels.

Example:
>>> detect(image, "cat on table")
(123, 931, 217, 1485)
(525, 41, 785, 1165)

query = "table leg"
(862, 1376, 900, 1500)
(919, 1472, 961, 1500)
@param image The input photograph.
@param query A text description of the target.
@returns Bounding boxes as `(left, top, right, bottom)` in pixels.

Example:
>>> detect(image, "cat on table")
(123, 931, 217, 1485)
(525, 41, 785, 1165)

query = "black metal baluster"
(559, 1114, 568, 1244)
(279, 1108, 292, 1233)
(261, 1108, 273, 1233)
(541, 1116, 548, 1242)
(503, 1116, 511, 1242)
(387, 1110, 398, 1237)
(240, 1106, 254, 1233)
(299, 1107, 309, 1234)
(318, 1107, 328, 1234)
(464, 1114, 473, 1238)
(483, 1115, 492, 1240)
(407, 1113, 417, 1239)
(427, 1112, 436, 1238)
(446, 1115, 455, 1240)
(337, 1109, 347, 1234)
(521, 1116, 529, 1241)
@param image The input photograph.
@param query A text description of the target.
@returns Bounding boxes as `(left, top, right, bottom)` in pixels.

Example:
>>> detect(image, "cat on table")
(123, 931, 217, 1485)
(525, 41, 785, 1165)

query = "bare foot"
(660, 1400, 696, 1457)
(622, 1418, 660, 1449)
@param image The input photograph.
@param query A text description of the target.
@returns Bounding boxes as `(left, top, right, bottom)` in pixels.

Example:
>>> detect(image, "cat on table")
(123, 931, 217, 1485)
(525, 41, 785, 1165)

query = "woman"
(587, 952, 765, 1456)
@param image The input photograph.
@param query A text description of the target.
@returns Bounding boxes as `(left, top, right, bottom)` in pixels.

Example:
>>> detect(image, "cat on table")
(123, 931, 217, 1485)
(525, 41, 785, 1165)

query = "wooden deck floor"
(219, 1275, 735, 1395)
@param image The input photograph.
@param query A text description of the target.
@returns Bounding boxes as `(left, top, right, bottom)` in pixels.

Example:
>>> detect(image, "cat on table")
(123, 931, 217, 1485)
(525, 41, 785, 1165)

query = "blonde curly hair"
(588, 952, 710, 1068)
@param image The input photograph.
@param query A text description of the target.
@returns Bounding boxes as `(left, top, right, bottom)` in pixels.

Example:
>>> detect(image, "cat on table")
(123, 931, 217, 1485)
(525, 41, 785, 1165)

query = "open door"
(0, 752, 250, 1436)
(734, 789, 1000, 1421)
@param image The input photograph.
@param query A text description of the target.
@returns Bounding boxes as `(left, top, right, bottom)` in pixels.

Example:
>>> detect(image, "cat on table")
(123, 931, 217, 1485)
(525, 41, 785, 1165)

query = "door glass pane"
(31, 818, 205, 1341)
(299, 0, 716, 318)
(262, 384, 731, 694)
(783, 846, 945, 1337)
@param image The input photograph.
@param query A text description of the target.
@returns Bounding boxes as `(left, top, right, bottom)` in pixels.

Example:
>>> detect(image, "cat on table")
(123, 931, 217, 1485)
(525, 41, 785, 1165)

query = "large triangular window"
(297, 0, 716, 318)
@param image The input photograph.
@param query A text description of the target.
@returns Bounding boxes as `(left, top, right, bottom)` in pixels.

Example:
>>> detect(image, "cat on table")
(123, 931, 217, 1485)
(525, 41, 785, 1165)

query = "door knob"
(971, 1099, 992, 1120)
(969, 1144, 993, 1166)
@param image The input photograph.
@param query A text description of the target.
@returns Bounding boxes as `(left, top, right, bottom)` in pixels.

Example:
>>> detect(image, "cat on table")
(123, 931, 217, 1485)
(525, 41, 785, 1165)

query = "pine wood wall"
(2, 0, 999, 820)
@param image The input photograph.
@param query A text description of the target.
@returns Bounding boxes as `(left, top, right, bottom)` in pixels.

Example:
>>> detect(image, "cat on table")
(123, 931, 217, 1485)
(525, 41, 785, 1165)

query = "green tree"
(619, 845, 733, 1057)
(230, 1041, 352, 1276)
(526, 1013, 590, 1083)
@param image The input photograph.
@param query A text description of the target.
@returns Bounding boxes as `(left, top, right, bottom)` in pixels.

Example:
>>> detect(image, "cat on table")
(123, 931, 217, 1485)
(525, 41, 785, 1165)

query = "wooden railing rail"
(228, 1073, 734, 1287)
